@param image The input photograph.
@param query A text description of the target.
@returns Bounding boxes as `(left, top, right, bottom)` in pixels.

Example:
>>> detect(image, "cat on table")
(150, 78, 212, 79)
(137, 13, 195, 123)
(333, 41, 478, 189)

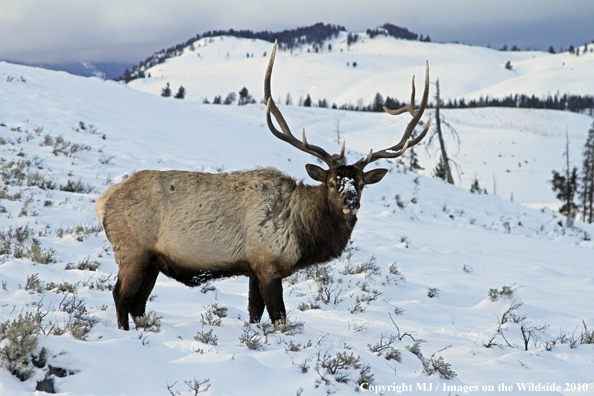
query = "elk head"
(264, 41, 431, 216)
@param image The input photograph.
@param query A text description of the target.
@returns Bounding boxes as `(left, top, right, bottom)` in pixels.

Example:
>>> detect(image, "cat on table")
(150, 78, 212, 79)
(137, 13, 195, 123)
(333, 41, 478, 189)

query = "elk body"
(95, 42, 430, 330)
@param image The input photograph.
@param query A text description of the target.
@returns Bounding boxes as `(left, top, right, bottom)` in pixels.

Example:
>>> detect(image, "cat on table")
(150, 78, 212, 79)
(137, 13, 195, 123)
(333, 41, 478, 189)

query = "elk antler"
(354, 62, 431, 170)
(265, 40, 345, 168)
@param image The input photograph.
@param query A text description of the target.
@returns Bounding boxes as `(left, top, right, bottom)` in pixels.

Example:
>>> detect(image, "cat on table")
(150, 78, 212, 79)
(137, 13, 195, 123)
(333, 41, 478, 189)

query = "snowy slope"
(128, 33, 594, 105)
(1, 56, 594, 396)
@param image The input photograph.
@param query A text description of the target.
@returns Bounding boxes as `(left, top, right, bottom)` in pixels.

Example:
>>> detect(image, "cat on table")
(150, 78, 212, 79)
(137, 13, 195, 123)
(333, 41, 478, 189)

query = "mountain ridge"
(126, 32, 594, 112)
(117, 22, 425, 83)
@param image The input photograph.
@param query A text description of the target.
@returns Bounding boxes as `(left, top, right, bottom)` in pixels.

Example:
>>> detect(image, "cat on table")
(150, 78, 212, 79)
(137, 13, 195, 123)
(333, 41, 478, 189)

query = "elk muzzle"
(343, 196, 359, 215)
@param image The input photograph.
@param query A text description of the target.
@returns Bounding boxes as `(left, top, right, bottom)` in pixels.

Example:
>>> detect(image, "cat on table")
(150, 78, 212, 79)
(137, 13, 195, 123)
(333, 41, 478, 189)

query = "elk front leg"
(248, 276, 265, 323)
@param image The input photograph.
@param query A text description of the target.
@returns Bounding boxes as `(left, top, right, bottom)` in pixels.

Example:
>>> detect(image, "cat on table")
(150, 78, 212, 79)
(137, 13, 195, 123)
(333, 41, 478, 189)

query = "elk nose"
(344, 196, 359, 209)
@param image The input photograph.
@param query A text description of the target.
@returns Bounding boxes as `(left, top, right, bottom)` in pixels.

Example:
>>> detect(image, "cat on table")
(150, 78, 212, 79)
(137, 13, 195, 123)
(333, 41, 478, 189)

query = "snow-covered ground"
(0, 34, 593, 396)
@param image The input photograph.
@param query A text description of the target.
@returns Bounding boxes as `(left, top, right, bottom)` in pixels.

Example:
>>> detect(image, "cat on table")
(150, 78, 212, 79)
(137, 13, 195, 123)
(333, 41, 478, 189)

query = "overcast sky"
(1, 0, 594, 64)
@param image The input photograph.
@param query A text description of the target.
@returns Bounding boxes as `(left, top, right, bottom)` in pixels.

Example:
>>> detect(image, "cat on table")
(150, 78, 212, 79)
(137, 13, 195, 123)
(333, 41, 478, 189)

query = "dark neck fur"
(292, 183, 356, 269)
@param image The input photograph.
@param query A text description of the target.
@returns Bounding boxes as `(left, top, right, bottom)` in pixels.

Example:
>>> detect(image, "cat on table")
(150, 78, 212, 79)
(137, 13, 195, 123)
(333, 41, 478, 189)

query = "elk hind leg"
(112, 251, 152, 330)
(257, 275, 286, 324)
(129, 262, 160, 325)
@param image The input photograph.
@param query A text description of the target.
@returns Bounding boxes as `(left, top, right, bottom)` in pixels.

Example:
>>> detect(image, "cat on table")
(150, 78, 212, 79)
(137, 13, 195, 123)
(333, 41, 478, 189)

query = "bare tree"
(426, 79, 458, 184)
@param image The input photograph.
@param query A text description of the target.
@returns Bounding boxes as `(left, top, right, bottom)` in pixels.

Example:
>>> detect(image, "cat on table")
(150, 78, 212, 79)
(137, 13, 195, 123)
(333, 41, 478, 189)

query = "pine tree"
(579, 123, 594, 222)
(303, 94, 312, 107)
(161, 83, 171, 97)
(372, 93, 384, 112)
(551, 168, 578, 217)
(238, 87, 255, 105)
(174, 86, 186, 99)
(433, 156, 448, 180)
(470, 176, 487, 194)
(224, 92, 236, 105)
(407, 130, 423, 171)
(384, 97, 401, 110)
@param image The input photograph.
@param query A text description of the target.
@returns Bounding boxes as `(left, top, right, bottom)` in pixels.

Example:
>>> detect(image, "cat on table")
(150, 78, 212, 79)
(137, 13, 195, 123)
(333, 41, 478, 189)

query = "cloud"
(0, 0, 593, 64)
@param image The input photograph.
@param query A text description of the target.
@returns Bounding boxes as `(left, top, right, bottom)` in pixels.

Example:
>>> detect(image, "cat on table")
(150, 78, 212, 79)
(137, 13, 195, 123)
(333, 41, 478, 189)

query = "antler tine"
(263, 39, 277, 104)
(265, 40, 345, 168)
(383, 75, 417, 117)
(355, 61, 430, 169)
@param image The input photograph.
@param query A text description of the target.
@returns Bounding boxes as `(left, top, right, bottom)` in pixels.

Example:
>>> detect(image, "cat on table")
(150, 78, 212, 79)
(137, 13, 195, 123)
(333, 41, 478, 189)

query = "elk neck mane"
(290, 180, 356, 269)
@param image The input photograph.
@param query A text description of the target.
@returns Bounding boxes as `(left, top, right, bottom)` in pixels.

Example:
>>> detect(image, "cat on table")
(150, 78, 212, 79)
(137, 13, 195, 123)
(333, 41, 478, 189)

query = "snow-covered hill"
(127, 34, 594, 209)
(128, 33, 594, 105)
(0, 45, 593, 396)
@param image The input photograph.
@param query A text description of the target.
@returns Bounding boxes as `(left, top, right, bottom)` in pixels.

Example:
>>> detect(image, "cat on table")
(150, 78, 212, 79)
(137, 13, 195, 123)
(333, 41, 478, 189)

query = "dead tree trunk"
(434, 80, 455, 184)
(565, 129, 575, 227)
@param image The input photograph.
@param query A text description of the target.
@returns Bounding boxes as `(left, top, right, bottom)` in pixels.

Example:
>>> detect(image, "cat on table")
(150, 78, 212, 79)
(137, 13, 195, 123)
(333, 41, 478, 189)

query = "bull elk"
(95, 41, 430, 330)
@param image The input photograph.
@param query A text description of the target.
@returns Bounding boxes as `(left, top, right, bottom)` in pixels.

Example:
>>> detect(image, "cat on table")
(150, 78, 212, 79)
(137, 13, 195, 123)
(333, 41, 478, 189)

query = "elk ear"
(305, 164, 327, 182)
(363, 168, 388, 185)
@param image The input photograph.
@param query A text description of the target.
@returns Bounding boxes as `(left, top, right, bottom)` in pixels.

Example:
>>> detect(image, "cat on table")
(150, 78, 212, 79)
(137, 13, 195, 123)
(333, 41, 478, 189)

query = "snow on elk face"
(315, 165, 393, 216)
(331, 167, 364, 216)
(338, 176, 359, 215)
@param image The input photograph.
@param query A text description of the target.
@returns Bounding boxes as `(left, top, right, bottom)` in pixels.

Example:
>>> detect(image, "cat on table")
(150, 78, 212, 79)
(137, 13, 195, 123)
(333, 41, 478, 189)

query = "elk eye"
(328, 181, 336, 188)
